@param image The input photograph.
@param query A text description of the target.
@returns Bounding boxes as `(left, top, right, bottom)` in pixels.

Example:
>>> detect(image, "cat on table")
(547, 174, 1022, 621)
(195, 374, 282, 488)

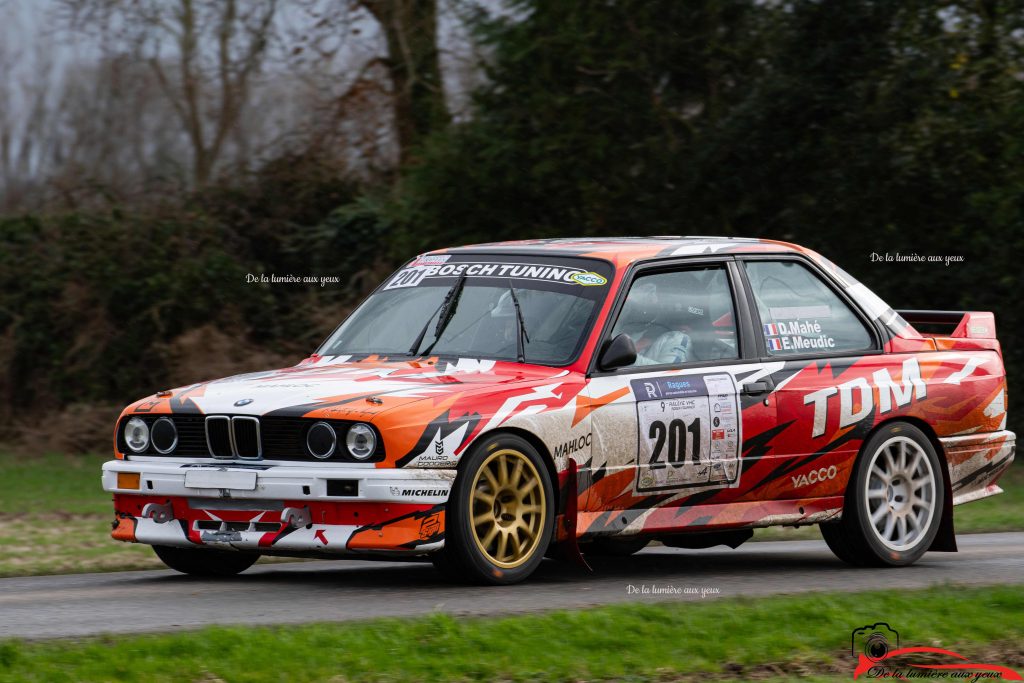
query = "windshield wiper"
(407, 299, 446, 356)
(416, 272, 468, 357)
(507, 280, 530, 363)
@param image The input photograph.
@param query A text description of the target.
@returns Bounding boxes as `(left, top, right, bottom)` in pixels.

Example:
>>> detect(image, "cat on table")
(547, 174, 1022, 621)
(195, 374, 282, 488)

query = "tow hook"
(281, 506, 312, 528)
(141, 502, 174, 524)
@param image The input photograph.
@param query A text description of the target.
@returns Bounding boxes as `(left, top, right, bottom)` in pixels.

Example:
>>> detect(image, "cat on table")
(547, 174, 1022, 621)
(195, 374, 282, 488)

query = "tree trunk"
(362, 0, 449, 164)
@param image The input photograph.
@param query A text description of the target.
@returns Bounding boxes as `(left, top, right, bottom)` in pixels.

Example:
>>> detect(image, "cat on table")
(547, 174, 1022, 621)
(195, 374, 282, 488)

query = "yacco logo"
(791, 465, 838, 488)
(803, 358, 926, 438)
(553, 433, 592, 458)
(569, 271, 608, 286)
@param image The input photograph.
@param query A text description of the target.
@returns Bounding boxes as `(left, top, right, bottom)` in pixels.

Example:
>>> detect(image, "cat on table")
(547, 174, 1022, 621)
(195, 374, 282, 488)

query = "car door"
(583, 258, 776, 522)
(736, 256, 881, 501)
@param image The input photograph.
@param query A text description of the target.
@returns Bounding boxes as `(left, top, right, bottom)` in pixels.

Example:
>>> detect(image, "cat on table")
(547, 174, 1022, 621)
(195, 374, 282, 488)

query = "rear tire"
(819, 521, 860, 565)
(153, 545, 259, 577)
(823, 421, 944, 567)
(441, 434, 555, 585)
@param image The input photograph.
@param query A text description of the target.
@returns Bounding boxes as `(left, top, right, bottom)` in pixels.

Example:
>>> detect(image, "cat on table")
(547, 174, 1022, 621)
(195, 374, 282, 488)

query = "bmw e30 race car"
(102, 237, 1015, 584)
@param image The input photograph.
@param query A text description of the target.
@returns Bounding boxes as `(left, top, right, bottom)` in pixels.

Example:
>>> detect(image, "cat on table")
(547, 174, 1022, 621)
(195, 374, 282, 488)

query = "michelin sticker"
(630, 373, 741, 493)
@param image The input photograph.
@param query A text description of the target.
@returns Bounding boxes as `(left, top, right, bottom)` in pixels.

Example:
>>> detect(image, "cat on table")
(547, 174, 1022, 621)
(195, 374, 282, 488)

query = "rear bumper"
(102, 459, 454, 555)
(941, 430, 1015, 506)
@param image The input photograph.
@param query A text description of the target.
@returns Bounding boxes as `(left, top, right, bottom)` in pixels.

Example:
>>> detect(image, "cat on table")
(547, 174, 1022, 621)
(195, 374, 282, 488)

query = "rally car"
(102, 237, 1015, 584)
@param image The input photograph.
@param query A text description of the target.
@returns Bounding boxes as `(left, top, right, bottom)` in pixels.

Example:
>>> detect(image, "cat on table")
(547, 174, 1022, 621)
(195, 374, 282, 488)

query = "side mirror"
(598, 333, 637, 371)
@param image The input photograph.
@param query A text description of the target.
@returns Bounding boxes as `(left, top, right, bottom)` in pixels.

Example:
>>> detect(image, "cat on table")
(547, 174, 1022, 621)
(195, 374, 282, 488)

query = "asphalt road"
(3, 532, 1023, 640)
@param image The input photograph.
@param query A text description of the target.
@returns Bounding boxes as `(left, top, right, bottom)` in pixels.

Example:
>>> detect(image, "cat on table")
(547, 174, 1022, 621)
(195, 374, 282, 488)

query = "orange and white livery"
(102, 237, 1015, 583)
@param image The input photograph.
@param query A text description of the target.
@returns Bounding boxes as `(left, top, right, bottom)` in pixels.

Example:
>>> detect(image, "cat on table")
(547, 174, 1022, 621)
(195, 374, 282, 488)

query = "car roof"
(428, 236, 806, 268)
(423, 236, 912, 341)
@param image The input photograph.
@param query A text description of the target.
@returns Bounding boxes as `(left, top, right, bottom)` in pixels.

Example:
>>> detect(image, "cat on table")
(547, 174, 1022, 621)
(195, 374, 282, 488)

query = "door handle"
(740, 381, 770, 396)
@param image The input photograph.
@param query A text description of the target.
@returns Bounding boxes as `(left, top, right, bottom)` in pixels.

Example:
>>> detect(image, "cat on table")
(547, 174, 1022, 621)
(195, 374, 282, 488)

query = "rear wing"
(897, 310, 997, 340)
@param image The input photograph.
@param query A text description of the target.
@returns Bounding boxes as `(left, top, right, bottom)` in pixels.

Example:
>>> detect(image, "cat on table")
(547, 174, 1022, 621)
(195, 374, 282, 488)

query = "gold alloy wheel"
(470, 448, 547, 569)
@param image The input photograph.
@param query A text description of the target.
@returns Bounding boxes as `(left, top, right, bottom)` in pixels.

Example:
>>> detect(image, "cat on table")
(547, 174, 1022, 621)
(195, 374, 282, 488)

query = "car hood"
(125, 355, 575, 422)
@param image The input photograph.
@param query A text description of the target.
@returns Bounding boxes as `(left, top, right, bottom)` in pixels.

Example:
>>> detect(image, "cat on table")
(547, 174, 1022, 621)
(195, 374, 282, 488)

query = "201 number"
(386, 268, 427, 289)
(648, 418, 701, 469)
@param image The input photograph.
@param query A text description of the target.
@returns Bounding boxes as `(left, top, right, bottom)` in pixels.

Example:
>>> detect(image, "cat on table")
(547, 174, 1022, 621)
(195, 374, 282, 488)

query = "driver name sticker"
(631, 373, 740, 493)
(763, 319, 836, 352)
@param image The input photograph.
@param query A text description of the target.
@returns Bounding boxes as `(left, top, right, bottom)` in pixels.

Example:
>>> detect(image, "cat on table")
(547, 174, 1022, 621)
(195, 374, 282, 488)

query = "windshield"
(318, 254, 614, 365)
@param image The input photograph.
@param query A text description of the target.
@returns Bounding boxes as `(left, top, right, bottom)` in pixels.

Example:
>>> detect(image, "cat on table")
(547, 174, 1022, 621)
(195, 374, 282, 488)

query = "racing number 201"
(648, 418, 701, 468)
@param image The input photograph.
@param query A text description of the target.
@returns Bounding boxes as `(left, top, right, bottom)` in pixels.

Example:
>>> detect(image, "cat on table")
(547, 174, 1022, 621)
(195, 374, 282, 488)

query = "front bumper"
(102, 459, 455, 556)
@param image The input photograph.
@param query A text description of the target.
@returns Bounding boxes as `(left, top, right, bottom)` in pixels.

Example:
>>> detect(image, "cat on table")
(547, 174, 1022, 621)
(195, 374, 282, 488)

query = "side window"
(610, 266, 739, 368)
(743, 260, 873, 355)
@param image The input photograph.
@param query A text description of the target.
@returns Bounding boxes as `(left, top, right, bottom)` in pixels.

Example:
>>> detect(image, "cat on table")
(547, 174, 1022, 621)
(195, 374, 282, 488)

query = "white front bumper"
(102, 458, 455, 504)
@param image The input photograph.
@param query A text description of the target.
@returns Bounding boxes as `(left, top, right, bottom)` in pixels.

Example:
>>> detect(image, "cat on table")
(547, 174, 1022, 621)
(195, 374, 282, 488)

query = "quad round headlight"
(345, 423, 377, 461)
(124, 417, 150, 453)
(151, 417, 178, 454)
(306, 421, 337, 459)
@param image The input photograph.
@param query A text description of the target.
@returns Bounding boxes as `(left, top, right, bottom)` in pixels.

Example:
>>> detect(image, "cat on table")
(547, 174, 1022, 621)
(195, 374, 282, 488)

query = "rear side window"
(744, 260, 873, 355)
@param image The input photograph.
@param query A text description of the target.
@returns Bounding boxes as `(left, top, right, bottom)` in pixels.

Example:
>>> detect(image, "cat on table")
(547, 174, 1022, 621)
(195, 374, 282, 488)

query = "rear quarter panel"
(768, 349, 1010, 502)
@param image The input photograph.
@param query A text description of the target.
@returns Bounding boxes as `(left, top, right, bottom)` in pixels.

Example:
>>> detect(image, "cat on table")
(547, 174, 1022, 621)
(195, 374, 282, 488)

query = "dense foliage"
(2, 0, 1021, 448)
(397, 0, 1023, 426)
(0, 155, 387, 446)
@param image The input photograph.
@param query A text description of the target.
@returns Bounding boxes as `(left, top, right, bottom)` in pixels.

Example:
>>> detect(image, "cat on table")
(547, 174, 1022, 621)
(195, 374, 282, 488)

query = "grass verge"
(0, 454, 161, 576)
(0, 454, 1019, 576)
(0, 585, 1022, 682)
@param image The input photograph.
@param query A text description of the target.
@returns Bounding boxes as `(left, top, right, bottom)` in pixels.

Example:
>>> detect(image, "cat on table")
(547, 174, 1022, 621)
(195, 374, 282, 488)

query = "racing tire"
(153, 545, 259, 577)
(428, 546, 463, 580)
(584, 536, 650, 557)
(822, 421, 945, 567)
(819, 520, 860, 564)
(439, 433, 555, 585)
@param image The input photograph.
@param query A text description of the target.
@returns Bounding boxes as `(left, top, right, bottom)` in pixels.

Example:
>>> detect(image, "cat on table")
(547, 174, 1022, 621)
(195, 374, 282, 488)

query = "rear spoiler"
(897, 310, 997, 339)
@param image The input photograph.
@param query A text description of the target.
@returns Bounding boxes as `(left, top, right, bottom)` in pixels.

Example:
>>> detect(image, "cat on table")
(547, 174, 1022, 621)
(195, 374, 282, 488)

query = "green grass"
(954, 461, 1024, 531)
(0, 453, 110, 515)
(0, 454, 305, 577)
(0, 454, 1019, 576)
(0, 454, 163, 576)
(0, 585, 1022, 682)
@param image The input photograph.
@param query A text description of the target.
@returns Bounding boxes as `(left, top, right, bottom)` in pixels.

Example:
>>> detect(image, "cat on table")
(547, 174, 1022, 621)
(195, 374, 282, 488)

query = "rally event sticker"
(630, 373, 741, 493)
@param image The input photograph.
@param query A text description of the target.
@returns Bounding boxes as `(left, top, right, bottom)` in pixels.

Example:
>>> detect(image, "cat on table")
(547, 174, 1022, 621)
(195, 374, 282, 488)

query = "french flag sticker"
(767, 337, 783, 351)
(763, 323, 779, 336)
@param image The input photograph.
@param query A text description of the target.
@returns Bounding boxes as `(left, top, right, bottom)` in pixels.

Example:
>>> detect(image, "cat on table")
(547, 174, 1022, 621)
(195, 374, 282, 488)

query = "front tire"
(822, 421, 944, 567)
(153, 545, 259, 577)
(440, 434, 554, 585)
